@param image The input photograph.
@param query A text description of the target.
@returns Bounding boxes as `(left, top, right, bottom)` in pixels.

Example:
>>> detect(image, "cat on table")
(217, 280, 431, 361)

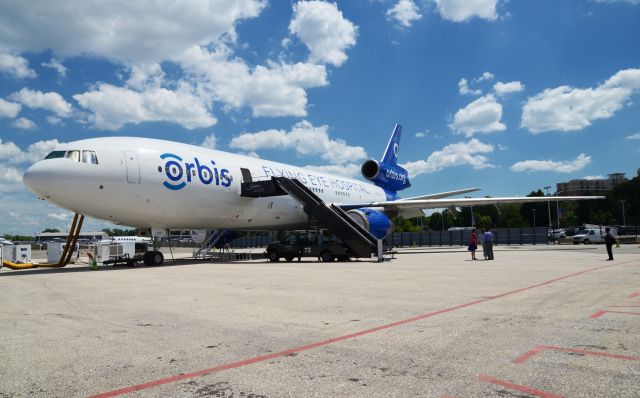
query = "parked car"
(548, 228, 566, 241)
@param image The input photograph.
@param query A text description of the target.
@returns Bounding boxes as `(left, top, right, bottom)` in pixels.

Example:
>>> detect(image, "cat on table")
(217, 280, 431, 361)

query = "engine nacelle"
(361, 159, 411, 193)
(347, 208, 393, 239)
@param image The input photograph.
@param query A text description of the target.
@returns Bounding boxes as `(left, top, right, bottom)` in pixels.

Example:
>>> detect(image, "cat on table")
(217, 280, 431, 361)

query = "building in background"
(556, 173, 627, 196)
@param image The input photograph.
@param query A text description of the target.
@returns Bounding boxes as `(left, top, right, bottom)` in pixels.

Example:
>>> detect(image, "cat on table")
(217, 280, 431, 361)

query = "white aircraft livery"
(23, 124, 600, 243)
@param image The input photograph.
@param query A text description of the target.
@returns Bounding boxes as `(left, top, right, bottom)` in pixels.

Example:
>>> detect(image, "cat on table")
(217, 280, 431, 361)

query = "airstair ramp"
(193, 230, 225, 259)
(272, 177, 376, 258)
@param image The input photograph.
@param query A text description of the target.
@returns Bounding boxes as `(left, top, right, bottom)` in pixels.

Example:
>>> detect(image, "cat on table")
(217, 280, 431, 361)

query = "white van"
(572, 228, 616, 244)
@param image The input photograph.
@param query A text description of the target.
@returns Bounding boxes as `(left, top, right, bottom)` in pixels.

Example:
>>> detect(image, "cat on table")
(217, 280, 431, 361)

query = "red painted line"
(88, 261, 626, 398)
(610, 305, 640, 308)
(513, 344, 640, 364)
(628, 291, 640, 298)
(477, 374, 564, 398)
(590, 310, 640, 319)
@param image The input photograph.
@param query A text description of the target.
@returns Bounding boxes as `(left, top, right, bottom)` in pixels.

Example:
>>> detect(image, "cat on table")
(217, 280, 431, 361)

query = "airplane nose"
(23, 161, 53, 197)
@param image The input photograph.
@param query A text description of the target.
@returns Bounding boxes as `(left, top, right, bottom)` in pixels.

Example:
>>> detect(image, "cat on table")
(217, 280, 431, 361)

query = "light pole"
(465, 196, 474, 227)
(544, 186, 552, 229)
(621, 200, 626, 226)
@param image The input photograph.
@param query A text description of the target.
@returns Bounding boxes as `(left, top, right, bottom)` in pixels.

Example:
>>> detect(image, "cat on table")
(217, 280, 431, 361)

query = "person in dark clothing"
(604, 227, 615, 260)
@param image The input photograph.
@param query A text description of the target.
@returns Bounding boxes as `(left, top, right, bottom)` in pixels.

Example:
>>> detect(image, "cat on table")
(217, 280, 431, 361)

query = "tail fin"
(361, 124, 410, 199)
(381, 124, 402, 166)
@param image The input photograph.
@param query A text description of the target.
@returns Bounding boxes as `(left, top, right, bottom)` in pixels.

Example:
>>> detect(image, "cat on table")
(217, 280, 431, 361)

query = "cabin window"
(65, 150, 80, 162)
(82, 150, 99, 164)
(45, 151, 66, 159)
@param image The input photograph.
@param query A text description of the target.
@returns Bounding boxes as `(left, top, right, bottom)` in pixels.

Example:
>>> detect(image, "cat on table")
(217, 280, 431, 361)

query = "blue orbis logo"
(161, 153, 232, 191)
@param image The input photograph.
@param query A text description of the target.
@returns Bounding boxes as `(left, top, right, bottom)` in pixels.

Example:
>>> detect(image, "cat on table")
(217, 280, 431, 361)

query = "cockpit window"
(45, 151, 66, 159)
(65, 150, 80, 162)
(82, 150, 98, 164)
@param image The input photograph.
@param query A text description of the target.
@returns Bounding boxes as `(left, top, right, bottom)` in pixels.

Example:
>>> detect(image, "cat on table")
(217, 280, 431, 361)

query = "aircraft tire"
(143, 251, 164, 266)
(320, 251, 335, 262)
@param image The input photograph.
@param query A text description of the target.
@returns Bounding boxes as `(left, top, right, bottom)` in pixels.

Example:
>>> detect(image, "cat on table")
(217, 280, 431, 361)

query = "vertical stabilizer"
(381, 124, 402, 166)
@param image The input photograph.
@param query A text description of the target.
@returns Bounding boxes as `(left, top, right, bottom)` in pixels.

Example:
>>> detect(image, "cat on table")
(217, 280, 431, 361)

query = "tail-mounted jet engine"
(361, 159, 411, 194)
(347, 208, 393, 239)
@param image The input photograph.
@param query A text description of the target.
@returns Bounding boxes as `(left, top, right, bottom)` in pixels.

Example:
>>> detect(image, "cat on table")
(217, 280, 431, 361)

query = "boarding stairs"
(270, 177, 377, 258)
(193, 230, 227, 259)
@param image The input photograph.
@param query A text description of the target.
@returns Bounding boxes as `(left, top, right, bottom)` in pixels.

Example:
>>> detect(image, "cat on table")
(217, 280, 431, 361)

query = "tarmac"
(1, 244, 639, 397)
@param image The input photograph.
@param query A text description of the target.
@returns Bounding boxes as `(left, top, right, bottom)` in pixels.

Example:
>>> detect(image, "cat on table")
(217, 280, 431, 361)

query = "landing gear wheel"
(268, 252, 280, 262)
(320, 251, 335, 262)
(143, 251, 164, 266)
(284, 256, 294, 262)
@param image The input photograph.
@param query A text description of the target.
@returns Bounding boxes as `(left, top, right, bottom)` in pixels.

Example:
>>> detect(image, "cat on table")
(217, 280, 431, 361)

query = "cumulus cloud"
(230, 120, 367, 165)
(0, 0, 266, 64)
(0, 138, 63, 164)
(476, 71, 494, 82)
(201, 133, 217, 149)
(626, 132, 640, 139)
(288, 1, 357, 67)
(0, 1, 350, 127)
(126, 63, 165, 90)
(73, 83, 216, 130)
(521, 68, 640, 133)
(10, 88, 73, 117)
(386, 0, 423, 27)
(0, 52, 36, 78)
(449, 94, 506, 136)
(433, 0, 500, 22)
(415, 132, 426, 138)
(48, 212, 71, 221)
(583, 175, 604, 180)
(493, 81, 524, 96)
(510, 153, 591, 173)
(458, 78, 482, 96)
(180, 45, 328, 117)
(0, 98, 22, 118)
(13, 117, 37, 130)
(458, 72, 494, 96)
(304, 163, 362, 178)
(41, 58, 67, 78)
(0, 166, 23, 183)
(401, 139, 494, 177)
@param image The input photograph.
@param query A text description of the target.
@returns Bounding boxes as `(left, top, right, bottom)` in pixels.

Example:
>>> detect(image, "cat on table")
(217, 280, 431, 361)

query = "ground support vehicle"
(264, 233, 355, 262)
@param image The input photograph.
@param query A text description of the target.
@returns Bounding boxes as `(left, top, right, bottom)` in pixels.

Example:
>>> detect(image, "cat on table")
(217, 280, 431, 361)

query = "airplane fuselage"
(24, 137, 387, 230)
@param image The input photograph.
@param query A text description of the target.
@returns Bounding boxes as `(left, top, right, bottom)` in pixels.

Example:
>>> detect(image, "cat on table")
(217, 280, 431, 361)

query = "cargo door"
(124, 151, 141, 183)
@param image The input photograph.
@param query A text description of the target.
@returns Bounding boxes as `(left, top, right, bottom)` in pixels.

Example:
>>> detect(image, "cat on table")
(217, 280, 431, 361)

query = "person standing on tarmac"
(484, 228, 494, 260)
(604, 227, 615, 261)
(468, 228, 478, 260)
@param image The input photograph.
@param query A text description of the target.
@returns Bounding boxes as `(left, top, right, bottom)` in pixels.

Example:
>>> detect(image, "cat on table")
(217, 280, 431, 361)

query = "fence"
(383, 227, 549, 247)
(222, 228, 549, 249)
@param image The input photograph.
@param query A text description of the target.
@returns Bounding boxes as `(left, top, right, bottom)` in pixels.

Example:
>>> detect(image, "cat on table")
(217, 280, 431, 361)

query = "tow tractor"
(264, 230, 354, 262)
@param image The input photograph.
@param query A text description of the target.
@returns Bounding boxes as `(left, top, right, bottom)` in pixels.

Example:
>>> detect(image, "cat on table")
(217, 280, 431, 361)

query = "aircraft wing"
(339, 196, 604, 212)
(399, 187, 481, 201)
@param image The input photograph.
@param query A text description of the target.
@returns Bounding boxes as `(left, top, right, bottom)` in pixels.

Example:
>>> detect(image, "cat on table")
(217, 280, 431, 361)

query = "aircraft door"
(240, 167, 252, 183)
(124, 151, 141, 183)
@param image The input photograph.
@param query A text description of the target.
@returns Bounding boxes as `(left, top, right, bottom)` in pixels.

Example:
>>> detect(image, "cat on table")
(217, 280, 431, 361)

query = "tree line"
(394, 175, 639, 232)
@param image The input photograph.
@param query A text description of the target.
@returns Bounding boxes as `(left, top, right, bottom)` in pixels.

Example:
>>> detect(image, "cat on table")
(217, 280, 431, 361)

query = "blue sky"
(1, 0, 639, 235)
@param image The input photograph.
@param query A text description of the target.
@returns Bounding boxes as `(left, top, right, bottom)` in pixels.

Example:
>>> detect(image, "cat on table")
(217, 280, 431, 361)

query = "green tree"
(42, 228, 60, 233)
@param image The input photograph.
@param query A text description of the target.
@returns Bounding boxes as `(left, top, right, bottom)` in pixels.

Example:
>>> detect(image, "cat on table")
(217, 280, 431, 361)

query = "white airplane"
(23, 124, 600, 264)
